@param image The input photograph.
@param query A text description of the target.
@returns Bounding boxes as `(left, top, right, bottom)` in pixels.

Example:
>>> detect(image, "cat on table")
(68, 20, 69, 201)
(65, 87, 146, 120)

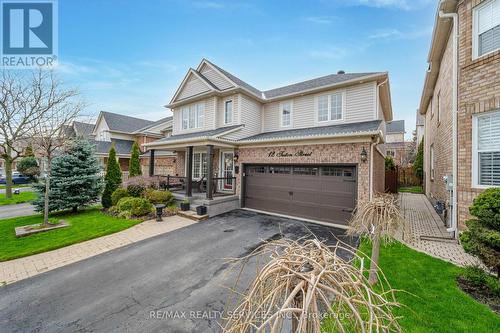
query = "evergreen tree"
(34, 139, 103, 213)
(17, 156, 39, 181)
(413, 138, 424, 183)
(24, 144, 35, 157)
(101, 144, 122, 208)
(128, 141, 142, 177)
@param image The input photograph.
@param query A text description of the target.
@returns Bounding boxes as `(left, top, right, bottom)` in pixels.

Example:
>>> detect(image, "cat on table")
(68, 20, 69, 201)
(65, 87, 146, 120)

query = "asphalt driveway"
(0, 210, 358, 333)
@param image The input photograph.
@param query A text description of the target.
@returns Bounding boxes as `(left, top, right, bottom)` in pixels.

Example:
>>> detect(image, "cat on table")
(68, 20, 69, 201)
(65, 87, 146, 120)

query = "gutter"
(369, 136, 381, 200)
(439, 5, 458, 238)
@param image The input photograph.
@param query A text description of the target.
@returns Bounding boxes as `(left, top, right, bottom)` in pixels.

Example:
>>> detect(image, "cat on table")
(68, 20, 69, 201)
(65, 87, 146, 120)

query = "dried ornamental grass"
(221, 238, 401, 333)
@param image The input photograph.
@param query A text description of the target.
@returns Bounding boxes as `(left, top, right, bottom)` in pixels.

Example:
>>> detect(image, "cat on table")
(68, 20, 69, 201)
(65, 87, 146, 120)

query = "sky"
(56, 0, 438, 140)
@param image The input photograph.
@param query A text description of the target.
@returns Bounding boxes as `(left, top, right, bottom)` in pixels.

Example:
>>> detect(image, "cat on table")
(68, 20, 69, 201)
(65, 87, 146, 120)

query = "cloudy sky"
(57, 0, 437, 139)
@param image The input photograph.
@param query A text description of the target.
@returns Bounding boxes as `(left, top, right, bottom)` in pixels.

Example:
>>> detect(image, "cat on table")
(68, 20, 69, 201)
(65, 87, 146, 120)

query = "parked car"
(0, 172, 31, 185)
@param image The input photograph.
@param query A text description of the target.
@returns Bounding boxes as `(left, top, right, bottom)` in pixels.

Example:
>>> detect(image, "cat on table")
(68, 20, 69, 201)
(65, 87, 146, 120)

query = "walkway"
(398, 192, 480, 267)
(0, 215, 195, 285)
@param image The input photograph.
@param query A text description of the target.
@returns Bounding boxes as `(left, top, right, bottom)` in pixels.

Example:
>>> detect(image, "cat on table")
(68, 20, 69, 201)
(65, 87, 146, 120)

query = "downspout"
(369, 136, 381, 201)
(439, 7, 458, 237)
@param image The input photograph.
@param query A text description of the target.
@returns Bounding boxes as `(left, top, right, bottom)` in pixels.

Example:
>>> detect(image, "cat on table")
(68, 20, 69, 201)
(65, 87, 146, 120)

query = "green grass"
(0, 191, 36, 205)
(0, 184, 32, 189)
(329, 240, 499, 332)
(0, 208, 142, 261)
(398, 185, 424, 193)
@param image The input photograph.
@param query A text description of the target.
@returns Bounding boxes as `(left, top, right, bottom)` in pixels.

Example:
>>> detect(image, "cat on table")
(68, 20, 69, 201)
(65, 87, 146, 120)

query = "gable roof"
(134, 116, 173, 134)
(147, 125, 243, 146)
(73, 121, 95, 138)
(202, 59, 262, 97)
(99, 111, 154, 133)
(386, 120, 405, 133)
(92, 139, 135, 156)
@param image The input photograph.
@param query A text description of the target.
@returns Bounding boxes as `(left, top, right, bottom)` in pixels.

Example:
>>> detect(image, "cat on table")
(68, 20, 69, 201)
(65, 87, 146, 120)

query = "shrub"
(116, 197, 153, 217)
(144, 189, 174, 205)
(111, 187, 129, 206)
(102, 145, 122, 208)
(461, 265, 500, 296)
(460, 188, 500, 278)
(127, 184, 145, 198)
(385, 156, 395, 171)
(413, 137, 424, 181)
(123, 175, 162, 190)
(129, 142, 142, 177)
(16, 156, 39, 180)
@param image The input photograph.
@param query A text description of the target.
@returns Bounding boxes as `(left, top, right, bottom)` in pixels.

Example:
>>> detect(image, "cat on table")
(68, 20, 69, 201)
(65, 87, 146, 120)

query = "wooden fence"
(385, 166, 421, 193)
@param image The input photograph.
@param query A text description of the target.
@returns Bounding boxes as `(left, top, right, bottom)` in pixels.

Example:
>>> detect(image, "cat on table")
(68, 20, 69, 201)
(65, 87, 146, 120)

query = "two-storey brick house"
(145, 59, 392, 227)
(419, 0, 500, 236)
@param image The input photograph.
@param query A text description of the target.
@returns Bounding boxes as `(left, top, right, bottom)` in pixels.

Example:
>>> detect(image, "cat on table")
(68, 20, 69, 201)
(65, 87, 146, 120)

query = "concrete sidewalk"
(0, 215, 195, 285)
(398, 193, 479, 267)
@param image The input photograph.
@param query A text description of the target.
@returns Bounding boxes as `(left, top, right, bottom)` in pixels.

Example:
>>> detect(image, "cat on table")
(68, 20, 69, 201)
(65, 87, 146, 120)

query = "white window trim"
(219, 150, 235, 191)
(315, 90, 346, 124)
(181, 102, 205, 131)
(190, 151, 208, 180)
(473, 0, 500, 60)
(279, 100, 293, 128)
(224, 99, 233, 125)
(472, 109, 500, 188)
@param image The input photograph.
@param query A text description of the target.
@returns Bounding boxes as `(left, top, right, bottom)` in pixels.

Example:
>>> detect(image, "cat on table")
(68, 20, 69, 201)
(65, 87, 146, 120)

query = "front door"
(221, 152, 234, 191)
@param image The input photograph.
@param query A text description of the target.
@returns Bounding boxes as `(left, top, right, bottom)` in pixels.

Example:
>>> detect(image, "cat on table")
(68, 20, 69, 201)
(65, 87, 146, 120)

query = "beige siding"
(177, 75, 210, 100)
(200, 64, 234, 90)
(263, 81, 376, 132)
(224, 94, 262, 140)
(216, 94, 239, 128)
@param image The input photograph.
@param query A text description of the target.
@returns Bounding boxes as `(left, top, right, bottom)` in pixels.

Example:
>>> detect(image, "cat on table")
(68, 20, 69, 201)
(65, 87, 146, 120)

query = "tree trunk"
(4, 154, 13, 199)
(72, 206, 78, 213)
(368, 233, 381, 285)
(43, 157, 51, 226)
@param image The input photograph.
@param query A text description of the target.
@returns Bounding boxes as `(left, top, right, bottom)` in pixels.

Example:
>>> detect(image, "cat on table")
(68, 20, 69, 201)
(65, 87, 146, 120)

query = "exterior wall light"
(360, 147, 368, 163)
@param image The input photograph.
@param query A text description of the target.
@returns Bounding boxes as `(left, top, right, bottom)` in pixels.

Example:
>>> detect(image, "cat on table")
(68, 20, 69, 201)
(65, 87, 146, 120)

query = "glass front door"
(221, 152, 234, 191)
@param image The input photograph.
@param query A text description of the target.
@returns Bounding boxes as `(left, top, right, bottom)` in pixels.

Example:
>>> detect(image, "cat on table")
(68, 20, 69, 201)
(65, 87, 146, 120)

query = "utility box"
(443, 174, 453, 192)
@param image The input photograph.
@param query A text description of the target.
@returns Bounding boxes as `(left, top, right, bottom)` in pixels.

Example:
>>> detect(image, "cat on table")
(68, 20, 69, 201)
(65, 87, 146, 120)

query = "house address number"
(267, 150, 313, 158)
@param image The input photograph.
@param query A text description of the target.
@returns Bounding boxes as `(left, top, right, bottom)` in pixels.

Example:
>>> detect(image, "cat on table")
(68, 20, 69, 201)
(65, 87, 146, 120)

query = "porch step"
(177, 210, 209, 221)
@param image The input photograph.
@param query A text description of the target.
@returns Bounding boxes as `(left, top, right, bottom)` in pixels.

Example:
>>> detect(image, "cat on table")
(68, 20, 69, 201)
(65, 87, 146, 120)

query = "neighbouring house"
(419, 0, 500, 236)
(144, 59, 392, 227)
(67, 112, 176, 179)
(384, 120, 415, 166)
(414, 111, 425, 145)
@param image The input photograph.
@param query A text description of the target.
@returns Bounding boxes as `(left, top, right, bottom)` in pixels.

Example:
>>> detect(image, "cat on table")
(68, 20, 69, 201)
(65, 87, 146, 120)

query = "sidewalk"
(0, 215, 195, 285)
(398, 192, 480, 267)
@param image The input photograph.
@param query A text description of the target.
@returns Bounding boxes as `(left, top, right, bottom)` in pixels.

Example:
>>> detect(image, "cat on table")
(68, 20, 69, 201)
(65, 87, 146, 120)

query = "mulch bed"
(456, 276, 500, 313)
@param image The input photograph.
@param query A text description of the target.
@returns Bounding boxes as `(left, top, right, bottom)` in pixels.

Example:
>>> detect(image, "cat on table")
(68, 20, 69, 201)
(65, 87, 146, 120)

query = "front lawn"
(0, 208, 142, 261)
(344, 240, 500, 332)
(398, 185, 423, 193)
(0, 191, 36, 205)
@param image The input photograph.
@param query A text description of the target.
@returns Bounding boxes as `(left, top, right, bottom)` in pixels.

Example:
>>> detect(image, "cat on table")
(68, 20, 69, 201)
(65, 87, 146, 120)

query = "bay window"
(181, 103, 205, 130)
(473, 0, 500, 59)
(473, 111, 500, 187)
(317, 92, 344, 122)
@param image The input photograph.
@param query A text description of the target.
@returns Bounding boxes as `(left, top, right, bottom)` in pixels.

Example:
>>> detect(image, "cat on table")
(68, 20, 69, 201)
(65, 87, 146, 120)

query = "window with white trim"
(430, 144, 435, 181)
(181, 103, 205, 130)
(474, 111, 500, 186)
(224, 100, 233, 124)
(192, 152, 208, 179)
(280, 101, 292, 127)
(317, 92, 343, 122)
(473, 0, 500, 58)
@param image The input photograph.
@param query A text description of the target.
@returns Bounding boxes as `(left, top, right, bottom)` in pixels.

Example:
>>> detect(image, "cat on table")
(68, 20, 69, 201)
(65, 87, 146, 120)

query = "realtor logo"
(1, 0, 57, 67)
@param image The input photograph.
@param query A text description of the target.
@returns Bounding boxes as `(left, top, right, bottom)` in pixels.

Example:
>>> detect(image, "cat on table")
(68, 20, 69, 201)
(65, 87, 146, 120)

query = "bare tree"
(30, 72, 83, 225)
(0, 70, 49, 198)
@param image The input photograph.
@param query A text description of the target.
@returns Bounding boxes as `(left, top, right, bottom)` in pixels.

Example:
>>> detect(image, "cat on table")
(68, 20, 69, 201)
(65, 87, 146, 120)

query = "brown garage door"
(244, 165, 357, 225)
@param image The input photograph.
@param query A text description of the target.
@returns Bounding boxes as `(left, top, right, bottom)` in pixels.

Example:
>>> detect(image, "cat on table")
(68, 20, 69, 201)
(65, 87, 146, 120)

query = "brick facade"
(140, 156, 177, 176)
(425, 0, 500, 230)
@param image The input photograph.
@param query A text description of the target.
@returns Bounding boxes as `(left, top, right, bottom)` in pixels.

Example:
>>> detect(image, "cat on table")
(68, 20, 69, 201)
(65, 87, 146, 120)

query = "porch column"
(206, 145, 214, 200)
(148, 149, 155, 177)
(186, 146, 193, 197)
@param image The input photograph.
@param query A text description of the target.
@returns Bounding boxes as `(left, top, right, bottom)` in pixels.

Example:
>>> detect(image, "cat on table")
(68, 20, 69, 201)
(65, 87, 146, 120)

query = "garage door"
(244, 165, 357, 225)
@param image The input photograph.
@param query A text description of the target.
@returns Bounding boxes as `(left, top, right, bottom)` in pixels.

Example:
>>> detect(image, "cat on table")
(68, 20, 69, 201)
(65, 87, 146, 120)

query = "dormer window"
(224, 100, 233, 124)
(181, 103, 205, 130)
(280, 101, 292, 127)
(317, 92, 344, 122)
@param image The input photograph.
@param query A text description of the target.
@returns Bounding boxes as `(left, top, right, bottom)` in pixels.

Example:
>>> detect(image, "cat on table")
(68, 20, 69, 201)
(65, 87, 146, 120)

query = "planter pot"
(180, 202, 190, 211)
(196, 205, 207, 215)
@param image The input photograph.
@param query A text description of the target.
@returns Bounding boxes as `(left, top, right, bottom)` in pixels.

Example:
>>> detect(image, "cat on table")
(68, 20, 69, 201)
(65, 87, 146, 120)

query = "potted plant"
(180, 199, 190, 211)
(196, 205, 207, 215)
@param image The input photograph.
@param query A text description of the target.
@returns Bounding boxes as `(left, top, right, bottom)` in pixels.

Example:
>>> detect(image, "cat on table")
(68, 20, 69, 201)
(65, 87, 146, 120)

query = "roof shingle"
(101, 111, 154, 133)
(386, 120, 405, 133)
(151, 125, 243, 144)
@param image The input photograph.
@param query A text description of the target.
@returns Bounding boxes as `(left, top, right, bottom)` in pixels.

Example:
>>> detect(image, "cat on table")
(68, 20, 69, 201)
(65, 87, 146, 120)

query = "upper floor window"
(99, 131, 109, 141)
(181, 103, 204, 130)
(280, 101, 292, 127)
(473, 0, 500, 59)
(473, 111, 500, 187)
(224, 100, 233, 124)
(387, 150, 395, 157)
(317, 92, 343, 122)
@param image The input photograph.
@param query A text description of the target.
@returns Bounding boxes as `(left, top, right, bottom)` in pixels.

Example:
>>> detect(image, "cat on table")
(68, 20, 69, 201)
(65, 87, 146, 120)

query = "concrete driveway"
(0, 210, 357, 333)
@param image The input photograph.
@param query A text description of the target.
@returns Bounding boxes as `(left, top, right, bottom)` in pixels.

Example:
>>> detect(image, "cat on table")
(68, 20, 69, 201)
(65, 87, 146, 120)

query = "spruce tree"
(34, 139, 103, 213)
(129, 141, 142, 177)
(101, 144, 122, 208)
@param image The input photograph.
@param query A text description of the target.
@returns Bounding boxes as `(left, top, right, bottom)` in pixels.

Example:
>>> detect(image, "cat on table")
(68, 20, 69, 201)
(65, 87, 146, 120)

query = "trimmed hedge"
(111, 187, 129, 206)
(116, 197, 153, 217)
(144, 189, 174, 205)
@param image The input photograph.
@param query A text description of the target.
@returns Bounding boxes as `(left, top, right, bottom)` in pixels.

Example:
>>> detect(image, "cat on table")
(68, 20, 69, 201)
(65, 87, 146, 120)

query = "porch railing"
(160, 175, 236, 196)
